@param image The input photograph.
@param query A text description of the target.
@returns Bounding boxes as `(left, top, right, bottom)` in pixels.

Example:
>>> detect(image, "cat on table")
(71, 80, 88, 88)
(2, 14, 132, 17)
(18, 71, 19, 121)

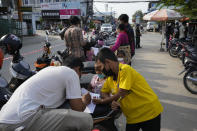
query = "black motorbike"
(80, 75, 121, 131)
(9, 51, 35, 92)
(179, 52, 197, 94)
(0, 76, 12, 109)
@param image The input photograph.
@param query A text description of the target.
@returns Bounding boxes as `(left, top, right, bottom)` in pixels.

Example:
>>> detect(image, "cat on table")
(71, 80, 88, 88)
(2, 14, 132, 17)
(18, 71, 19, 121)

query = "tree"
(158, 0, 197, 18)
(132, 10, 144, 22)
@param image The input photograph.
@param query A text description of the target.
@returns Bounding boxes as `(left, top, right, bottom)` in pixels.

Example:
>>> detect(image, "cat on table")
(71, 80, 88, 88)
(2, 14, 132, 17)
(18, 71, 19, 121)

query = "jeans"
(0, 108, 93, 131)
(166, 36, 170, 49)
(126, 114, 161, 131)
(136, 37, 141, 48)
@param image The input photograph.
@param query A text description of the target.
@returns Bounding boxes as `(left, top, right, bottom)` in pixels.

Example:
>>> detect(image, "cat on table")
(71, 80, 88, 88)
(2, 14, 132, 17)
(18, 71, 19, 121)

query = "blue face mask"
(97, 74, 106, 79)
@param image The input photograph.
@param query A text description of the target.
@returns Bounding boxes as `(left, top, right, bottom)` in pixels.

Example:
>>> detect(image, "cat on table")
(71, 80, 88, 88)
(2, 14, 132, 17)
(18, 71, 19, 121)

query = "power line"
(93, 5, 106, 16)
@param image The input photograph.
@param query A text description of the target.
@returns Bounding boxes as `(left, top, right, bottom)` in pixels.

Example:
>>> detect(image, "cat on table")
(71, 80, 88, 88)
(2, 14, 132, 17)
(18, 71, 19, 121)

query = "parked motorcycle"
(179, 52, 197, 94)
(34, 31, 61, 71)
(168, 38, 193, 58)
(0, 76, 12, 109)
(9, 51, 35, 92)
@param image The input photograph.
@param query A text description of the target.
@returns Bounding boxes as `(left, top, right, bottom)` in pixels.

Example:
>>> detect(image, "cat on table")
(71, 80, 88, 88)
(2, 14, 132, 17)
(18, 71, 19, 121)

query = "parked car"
(100, 23, 113, 32)
(146, 21, 159, 32)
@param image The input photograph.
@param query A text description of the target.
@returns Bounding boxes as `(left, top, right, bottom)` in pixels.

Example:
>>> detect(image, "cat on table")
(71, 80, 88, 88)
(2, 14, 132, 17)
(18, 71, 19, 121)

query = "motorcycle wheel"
(183, 69, 197, 94)
(169, 45, 178, 57)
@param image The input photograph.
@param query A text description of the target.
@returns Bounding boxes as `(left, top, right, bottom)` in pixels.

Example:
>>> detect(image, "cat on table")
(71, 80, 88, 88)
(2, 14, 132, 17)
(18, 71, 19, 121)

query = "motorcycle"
(179, 52, 197, 94)
(34, 31, 61, 71)
(181, 44, 196, 65)
(168, 38, 193, 58)
(80, 75, 121, 131)
(0, 75, 12, 109)
(9, 51, 35, 92)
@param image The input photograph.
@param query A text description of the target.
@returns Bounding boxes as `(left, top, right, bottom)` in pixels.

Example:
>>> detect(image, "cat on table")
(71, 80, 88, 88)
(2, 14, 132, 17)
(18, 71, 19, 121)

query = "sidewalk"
(131, 32, 197, 131)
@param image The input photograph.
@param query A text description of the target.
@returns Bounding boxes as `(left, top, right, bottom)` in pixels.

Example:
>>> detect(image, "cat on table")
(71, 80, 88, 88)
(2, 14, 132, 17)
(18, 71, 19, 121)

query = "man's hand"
(111, 100, 120, 110)
(92, 98, 103, 104)
(82, 93, 91, 106)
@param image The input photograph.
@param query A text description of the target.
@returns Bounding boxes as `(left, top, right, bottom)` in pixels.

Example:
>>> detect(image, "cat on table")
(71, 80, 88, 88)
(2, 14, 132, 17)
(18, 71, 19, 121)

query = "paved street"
(132, 32, 197, 131)
(1, 31, 197, 131)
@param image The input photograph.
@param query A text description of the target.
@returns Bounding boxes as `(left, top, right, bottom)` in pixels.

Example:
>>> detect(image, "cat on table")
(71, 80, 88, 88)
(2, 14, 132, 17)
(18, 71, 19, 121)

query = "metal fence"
(0, 19, 22, 39)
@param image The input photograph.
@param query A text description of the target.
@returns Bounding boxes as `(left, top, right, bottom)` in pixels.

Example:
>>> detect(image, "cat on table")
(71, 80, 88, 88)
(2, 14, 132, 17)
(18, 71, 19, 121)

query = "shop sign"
(41, 10, 60, 19)
(60, 9, 80, 19)
(41, 2, 80, 10)
(60, 9, 80, 16)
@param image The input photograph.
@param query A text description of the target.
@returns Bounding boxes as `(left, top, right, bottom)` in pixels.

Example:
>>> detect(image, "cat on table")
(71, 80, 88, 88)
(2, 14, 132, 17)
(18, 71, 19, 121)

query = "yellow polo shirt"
(101, 63, 163, 124)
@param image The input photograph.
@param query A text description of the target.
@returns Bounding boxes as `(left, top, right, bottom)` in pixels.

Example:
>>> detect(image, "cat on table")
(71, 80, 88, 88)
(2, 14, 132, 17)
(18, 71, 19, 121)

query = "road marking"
(3, 44, 64, 61)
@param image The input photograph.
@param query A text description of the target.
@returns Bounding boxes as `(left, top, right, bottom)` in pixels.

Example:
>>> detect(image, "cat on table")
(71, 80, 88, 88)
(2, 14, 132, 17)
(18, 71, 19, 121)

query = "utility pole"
(17, 0, 23, 22)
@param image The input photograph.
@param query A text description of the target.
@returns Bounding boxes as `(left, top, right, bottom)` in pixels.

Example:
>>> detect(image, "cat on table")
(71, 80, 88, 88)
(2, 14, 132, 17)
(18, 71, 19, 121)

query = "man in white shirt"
(0, 57, 93, 131)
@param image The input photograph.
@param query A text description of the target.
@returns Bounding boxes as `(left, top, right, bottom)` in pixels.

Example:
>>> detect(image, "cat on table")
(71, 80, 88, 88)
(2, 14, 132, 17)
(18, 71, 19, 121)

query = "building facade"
(0, 0, 93, 35)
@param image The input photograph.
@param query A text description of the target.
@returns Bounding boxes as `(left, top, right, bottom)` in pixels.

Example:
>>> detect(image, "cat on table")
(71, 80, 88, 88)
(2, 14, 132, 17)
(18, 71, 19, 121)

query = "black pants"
(126, 114, 161, 131)
(136, 37, 141, 48)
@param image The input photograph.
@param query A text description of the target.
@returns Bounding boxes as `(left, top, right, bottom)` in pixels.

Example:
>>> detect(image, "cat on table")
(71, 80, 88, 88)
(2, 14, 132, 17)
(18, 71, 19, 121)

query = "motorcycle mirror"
(45, 30, 49, 35)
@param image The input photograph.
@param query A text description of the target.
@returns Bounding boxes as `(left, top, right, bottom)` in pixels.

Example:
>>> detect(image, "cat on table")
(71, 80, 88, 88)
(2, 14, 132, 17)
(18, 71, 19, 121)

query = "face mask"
(102, 66, 114, 77)
(97, 74, 105, 79)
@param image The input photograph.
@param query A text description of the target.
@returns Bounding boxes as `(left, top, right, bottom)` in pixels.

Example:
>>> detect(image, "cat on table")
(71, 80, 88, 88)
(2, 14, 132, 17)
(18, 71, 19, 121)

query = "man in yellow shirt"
(93, 48, 163, 131)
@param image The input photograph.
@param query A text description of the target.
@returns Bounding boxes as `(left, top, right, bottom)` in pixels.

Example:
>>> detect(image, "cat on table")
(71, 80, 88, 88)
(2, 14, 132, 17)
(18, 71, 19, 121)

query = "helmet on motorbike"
(0, 34, 22, 55)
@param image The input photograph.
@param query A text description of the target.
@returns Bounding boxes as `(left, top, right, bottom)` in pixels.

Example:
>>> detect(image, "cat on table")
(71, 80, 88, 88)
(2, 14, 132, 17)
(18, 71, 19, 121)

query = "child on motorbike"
(89, 63, 106, 94)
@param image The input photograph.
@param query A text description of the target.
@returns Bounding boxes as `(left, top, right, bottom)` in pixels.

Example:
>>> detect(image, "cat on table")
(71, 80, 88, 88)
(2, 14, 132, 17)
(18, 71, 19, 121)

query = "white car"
(100, 24, 113, 32)
(146, 21, 159, 32)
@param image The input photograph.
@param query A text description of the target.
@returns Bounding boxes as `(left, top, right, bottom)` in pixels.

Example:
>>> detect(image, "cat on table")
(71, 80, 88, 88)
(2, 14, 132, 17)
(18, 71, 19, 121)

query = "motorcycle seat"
(189, 53, 197, 61)
(12, 61, 34, 78)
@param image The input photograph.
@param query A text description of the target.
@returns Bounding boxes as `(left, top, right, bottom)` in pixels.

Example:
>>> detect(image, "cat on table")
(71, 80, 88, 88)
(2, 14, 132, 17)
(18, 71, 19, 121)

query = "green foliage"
(158, 0, 197, 18)
(132, 10, 144, 21)
(89, 20, 95, 29)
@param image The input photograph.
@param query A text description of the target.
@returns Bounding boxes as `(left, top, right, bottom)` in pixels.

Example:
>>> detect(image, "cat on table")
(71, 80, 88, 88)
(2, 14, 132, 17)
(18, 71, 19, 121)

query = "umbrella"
(143, 9, 183, 21)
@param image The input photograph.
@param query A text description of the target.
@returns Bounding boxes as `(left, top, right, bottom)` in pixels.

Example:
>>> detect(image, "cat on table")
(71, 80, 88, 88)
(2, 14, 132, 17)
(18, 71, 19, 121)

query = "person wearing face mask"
(89, 63, 106, 94)
(93, 48, 163, 131)
(64, 16, 87, 60)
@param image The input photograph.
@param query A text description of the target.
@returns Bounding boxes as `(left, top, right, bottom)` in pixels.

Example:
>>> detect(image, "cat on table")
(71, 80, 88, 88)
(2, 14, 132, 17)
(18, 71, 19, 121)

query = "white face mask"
(118, 58, 124, 62)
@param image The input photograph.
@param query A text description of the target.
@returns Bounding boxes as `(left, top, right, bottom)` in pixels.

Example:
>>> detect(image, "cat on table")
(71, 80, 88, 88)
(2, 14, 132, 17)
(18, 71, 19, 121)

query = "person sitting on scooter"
(89, 63, 107, 94)
(110, 24, 131, 64)
(0, 56, 93, 131)
(93, 48, 163, 131)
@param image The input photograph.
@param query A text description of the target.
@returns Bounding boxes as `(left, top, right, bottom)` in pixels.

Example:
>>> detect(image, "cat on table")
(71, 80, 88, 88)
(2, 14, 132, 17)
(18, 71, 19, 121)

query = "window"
(40, 0, 43, 3)
(23, 0, 28, 5)
(56, 0, 59, 2)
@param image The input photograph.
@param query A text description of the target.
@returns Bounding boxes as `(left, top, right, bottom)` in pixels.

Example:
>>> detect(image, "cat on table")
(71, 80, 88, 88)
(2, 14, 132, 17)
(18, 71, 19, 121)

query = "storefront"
(41, 2, 83, 29)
